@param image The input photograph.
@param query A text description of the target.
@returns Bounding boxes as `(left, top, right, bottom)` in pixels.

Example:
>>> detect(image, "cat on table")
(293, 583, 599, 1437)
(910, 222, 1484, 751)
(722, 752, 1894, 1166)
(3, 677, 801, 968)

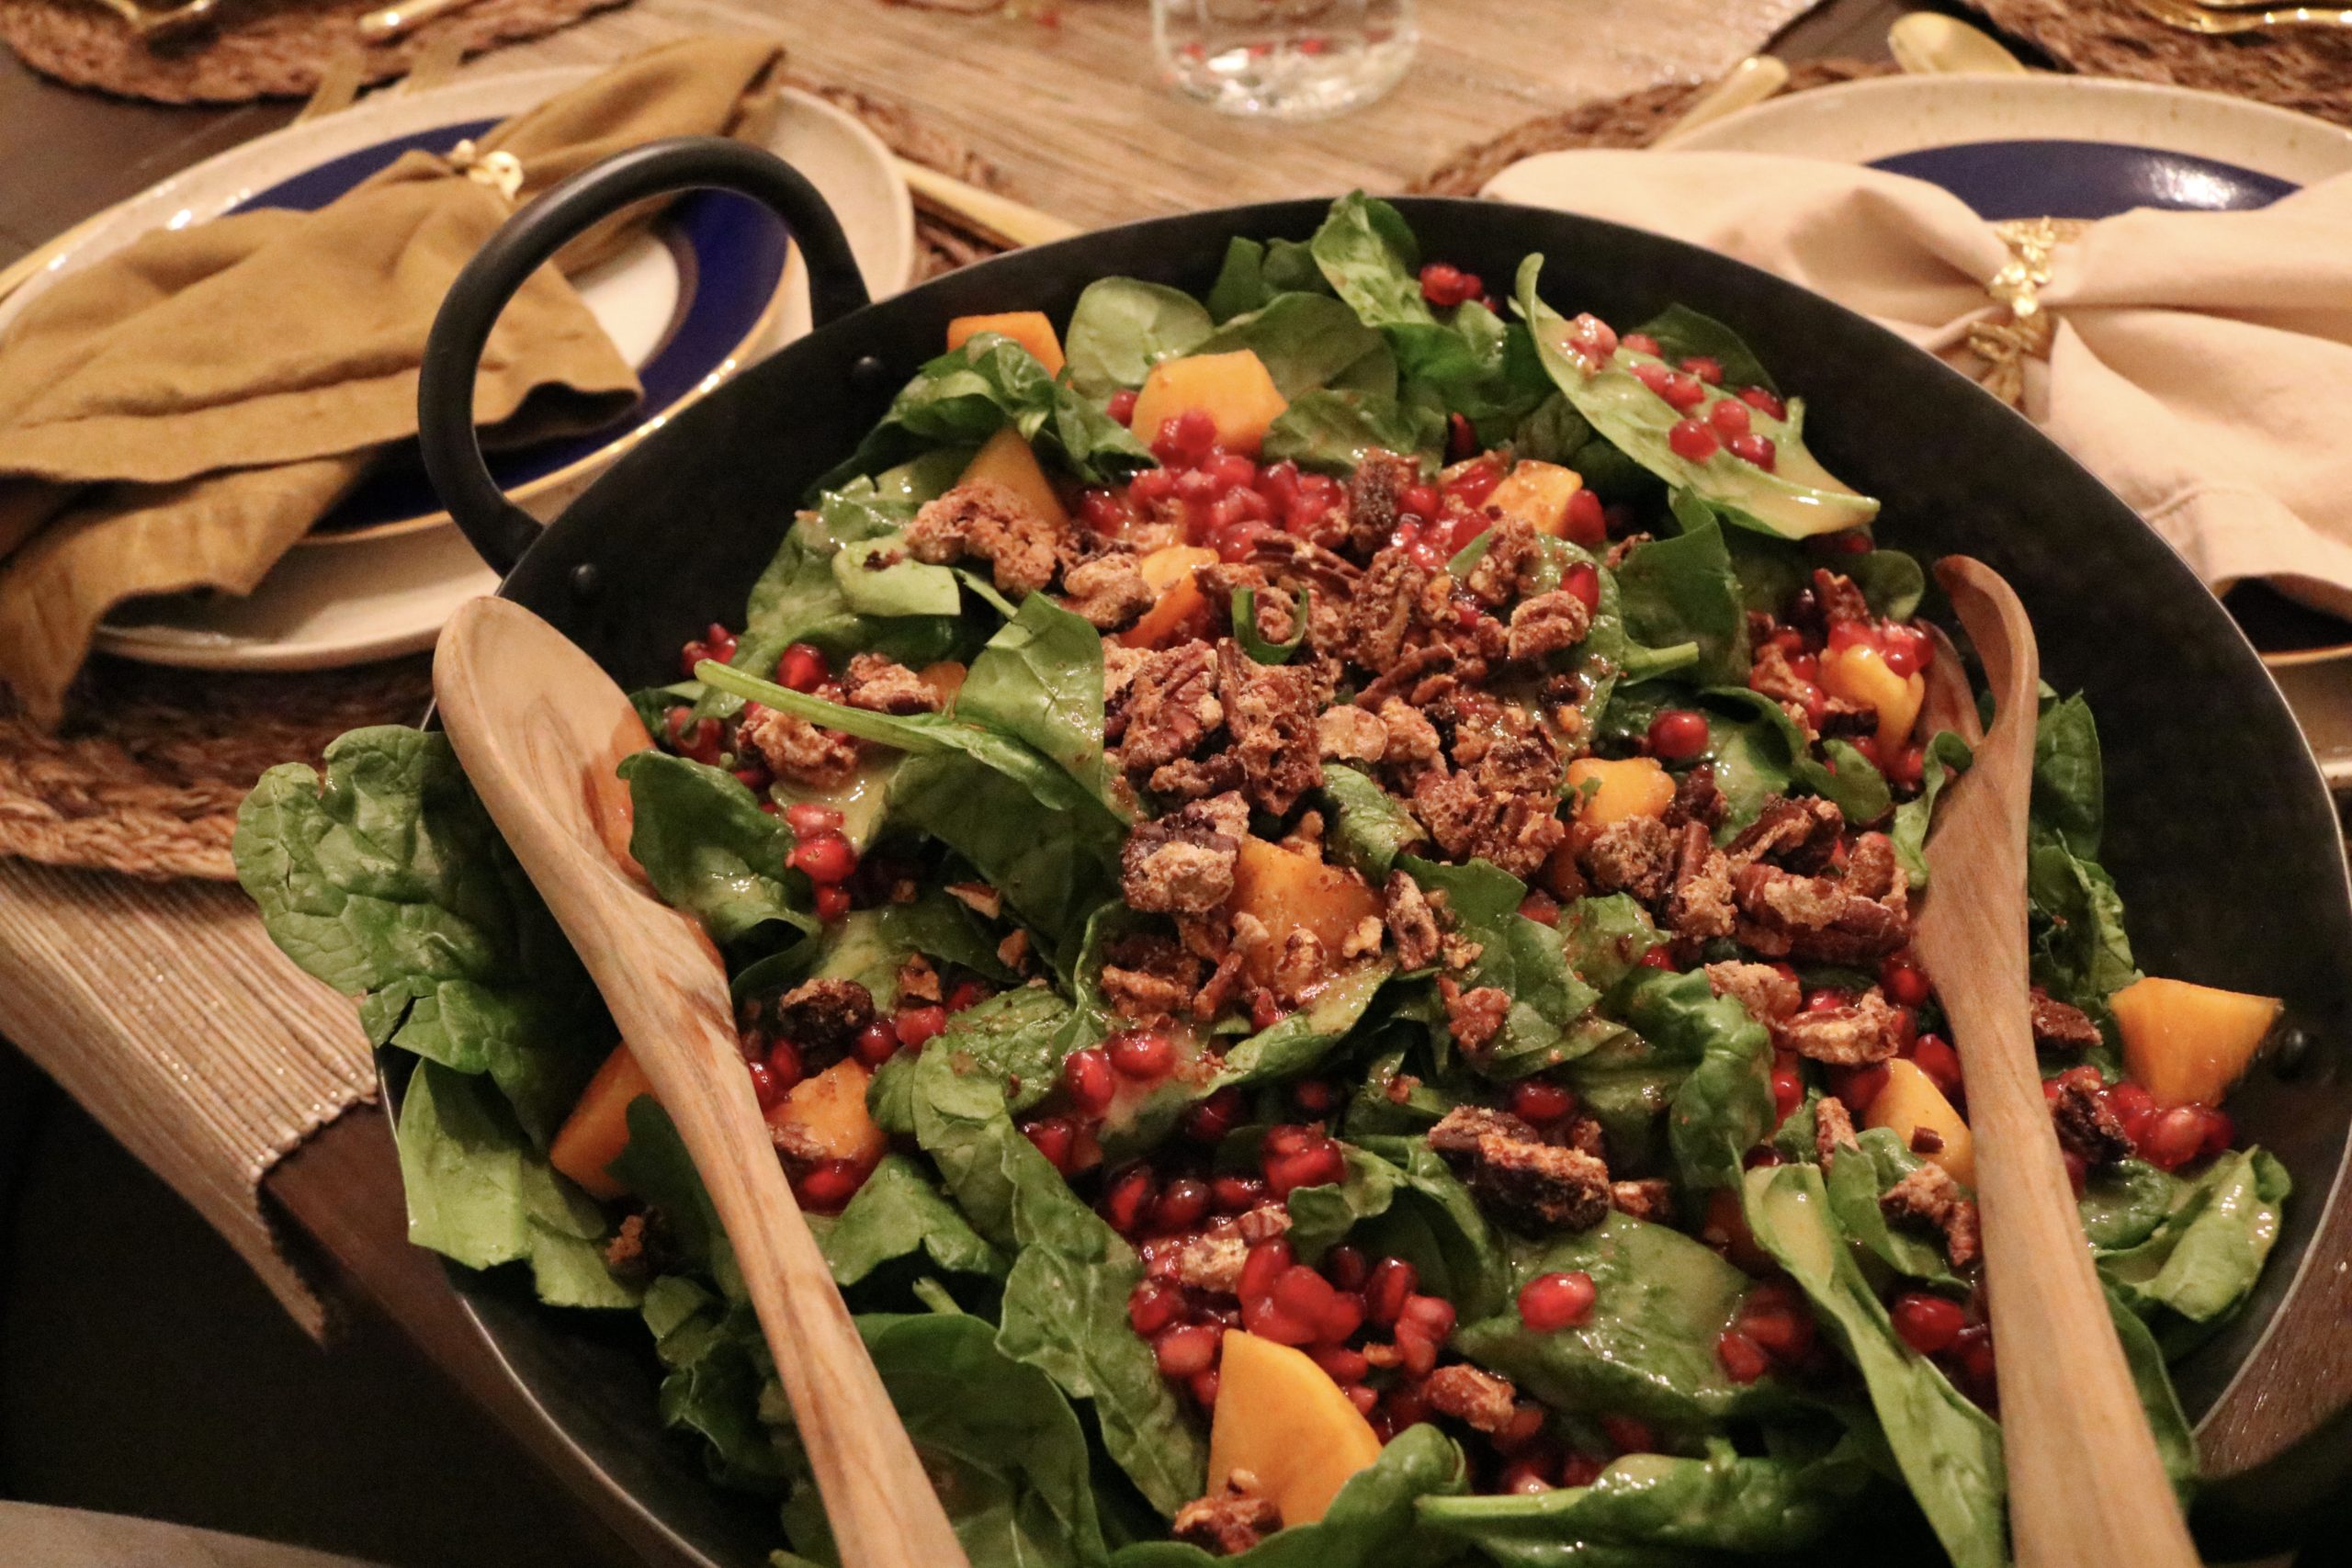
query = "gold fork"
(77, 0, 223, 38)
(2131, 0, 2352, 31)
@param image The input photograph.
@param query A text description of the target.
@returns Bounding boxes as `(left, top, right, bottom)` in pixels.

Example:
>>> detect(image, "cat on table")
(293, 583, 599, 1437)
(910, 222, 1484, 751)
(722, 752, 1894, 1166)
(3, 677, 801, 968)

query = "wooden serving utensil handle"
(435, 599, 968, 1568)
(1921, 559, 2199, 1568)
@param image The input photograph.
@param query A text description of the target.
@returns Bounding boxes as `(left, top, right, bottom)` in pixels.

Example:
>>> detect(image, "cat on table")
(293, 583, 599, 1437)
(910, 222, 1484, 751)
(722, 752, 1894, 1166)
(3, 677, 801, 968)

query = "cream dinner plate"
(0, 72, 915, 674)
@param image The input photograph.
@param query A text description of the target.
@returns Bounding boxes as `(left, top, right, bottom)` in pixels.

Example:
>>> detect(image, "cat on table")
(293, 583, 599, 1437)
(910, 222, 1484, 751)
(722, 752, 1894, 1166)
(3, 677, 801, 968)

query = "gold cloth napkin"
(0, 36, 786, 726)
(1486, 151, 2352, 618)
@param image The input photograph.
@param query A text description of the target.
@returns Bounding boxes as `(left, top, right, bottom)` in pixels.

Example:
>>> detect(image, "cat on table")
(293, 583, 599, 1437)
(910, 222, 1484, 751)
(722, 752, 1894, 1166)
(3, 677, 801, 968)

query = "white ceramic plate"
(14, 72, 914, 673)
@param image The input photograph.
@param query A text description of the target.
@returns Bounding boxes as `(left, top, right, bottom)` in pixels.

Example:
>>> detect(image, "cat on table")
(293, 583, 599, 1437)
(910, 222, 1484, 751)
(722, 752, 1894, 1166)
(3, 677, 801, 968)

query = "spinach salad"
(237, 194, 2291, 1568)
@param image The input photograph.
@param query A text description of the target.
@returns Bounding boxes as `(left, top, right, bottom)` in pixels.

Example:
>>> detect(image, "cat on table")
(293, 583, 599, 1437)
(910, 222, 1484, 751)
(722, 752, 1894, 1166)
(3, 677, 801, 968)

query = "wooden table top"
(22, 3, 2335, 1565)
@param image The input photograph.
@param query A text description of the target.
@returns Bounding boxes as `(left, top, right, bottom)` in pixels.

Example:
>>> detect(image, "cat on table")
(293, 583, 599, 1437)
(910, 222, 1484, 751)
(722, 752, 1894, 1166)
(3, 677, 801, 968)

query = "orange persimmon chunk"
(1230, 838, 1383, 987)
(959, 425, 1069, 529)
(2113, 976, 2282, 1108)
(1565, 756, 1676, 829)
(1208, 1331, 1383, 1527)
(1867, 1058, 1974, 1187)
(550, 1043, 656, 1201)
(947, 310, 1065, 376)
(765, 1058, 888, 1168)
(1129, 350, 1288, 457)
(1117, 546, 1219, 649)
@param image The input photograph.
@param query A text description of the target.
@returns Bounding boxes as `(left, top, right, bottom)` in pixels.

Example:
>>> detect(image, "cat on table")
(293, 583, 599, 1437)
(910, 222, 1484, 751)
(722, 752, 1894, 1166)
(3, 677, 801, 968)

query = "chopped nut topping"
(1428, 1105, 1611, 1232)
(1384, 871, 1442, 971)
(1775, 986, 1905, 1066)
(1173, 1480, 1283, 1558)
(841, 653, 943, 716)
(740, 703, 861, 790)
(1439, 977, 1511, 1054)
(907, 479, 1063, 596)
(2030, 990, 2104, 1053)
(1506, 589, 1591, 663)
(1425, 1364, 1519, 1433)
(1611, 1178, 1675, 1223)
(1705, 961, 1803, 1025)
(1813, 1095, 1859, 1165)
(1061, 551, 1156, 630)
(2052, 1077, 2133, 1168)
(1582, 814, 1678, 903)
(1120, 792, 1249, 915)
(1880, 1162, 1981, 1269)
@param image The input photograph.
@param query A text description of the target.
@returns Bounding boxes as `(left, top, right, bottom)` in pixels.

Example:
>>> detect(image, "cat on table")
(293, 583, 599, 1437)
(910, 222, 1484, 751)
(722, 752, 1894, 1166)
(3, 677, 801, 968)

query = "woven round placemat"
(0, 87, 1017, 884)
(0, 0, 625, 106)
(1967, 0, 2352, 131)
(1414, 57, 1899, 196)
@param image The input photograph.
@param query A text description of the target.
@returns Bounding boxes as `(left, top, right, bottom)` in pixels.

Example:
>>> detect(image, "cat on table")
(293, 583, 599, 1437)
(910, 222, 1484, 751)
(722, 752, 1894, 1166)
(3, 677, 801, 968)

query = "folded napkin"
(0, 36, 786, 727)
(1486, 151, 2352, 618)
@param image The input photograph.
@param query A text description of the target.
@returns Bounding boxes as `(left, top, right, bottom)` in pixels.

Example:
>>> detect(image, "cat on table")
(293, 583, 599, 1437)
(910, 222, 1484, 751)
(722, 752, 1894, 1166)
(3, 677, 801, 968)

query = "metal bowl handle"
(419, 136, 872, 578)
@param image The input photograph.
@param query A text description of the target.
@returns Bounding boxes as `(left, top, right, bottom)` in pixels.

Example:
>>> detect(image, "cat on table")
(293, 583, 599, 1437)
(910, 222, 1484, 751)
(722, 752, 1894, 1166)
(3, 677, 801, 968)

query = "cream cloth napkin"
(1486, 150, 2352, 616)
(0, 36, 786, 727)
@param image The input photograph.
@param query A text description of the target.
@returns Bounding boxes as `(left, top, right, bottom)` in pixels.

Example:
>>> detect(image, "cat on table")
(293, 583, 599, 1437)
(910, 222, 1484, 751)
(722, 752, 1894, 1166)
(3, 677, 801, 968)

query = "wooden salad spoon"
(1911, 558, 2199, 1568)
(434, 597, 970, 1568)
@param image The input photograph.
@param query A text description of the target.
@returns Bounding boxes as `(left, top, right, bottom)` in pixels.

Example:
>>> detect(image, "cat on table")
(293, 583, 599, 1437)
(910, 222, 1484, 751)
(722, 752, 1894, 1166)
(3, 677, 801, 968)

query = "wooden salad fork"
(1910, 559, 2198, 1568)
(435, 598, 970, 1568)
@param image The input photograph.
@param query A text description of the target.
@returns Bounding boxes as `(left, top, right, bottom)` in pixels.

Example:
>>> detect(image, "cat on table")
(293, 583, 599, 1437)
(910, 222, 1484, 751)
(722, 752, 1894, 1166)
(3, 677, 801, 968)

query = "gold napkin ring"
(1968, 217, 2091, 408)
(447, 140, 526, 203)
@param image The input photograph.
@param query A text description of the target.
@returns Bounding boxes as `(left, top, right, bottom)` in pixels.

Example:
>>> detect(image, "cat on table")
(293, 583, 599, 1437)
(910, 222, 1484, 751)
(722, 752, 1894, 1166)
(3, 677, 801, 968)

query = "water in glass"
(1153, 0, 1419, 120)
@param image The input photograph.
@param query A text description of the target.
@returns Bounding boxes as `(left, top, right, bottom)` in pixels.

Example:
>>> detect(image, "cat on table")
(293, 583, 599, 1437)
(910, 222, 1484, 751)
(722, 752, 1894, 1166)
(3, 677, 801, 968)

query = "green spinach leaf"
(1317, 763, 1429, 881)
(2098, 1146, 2290, 1336)
(619, 750, 814, 948)
(821, 1153, 1009, 1286)
(1260, 389, 1443, 474)
(1621, 966, 1774, 1192)
(1612, 514, 1750, 687)
(1400, 855, 1600, 1078)
(1064, 277, 1215, 396)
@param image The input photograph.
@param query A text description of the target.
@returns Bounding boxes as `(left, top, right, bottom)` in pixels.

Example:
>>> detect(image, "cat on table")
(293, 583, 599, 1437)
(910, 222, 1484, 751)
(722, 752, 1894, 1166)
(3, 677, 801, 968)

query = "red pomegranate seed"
(1129, 1280, 1182, 1336)
(746, 1060, 784, 1110)
(1880, 623, 1933, 678)
(1205, 451, 1259, 493)
(765, 1039, 805, 1092)
(1210, 1172, 1266, 1213)
(1384, 1382, 1432, 1431)
(1190, 1369, 1222, 1406)
(1561, 1452, 1605, 1486)
(2142, 1105, 2207, 1169)
(1400, 1293, 1457, 1342)
(854, 1020, 899, 1067)
(1345, 1383, 1379, 1418)
(1182, 1087, 1247, 1145)
(776, 642, 829, 693)
(1518, 891, 1562, 927)
(1630, 360, 1673, 396)
(1738, 385, 1787, 421)
(1704, 399, 1753, 441)
(946, 979, 991, 1013)
(1880, 951, 1933, 1008)
(1600, 1416, 1654, 1455)
(1446, 456, 1501, 506)
(1261, 1124, 1345, 1195)
(1312, 1344, 1370, 1384)
(1620, 332, 1661, 356)
(1021, 1116, 1077, 1173)
(1418, 262, 1482, 308)
(1393, 1321, 1439, 1379)
(813, 885, 852, 922)
(1398, 482, 1442, 521)
(2197, 1104, 2236, 1159)
(1913, 1034, 1963, 1100)
(1153, 1176, 1211, 1233)
(1498, 1461, 1555, 1495)
(1771, 1066, 1804, 1123)
(1127, 466, 1177, 505)
(1518, 1270, 1597, 1332)
(1107, 1029, 1175, 1080)
(1553, 487, 1605, 547)
(1102, 1164, 1159, 1235)
(1165, 409, 1221, 467)
(1062, 1047, 1115, 1115)
(1661, 373, 1709, 412)
(1668, 419, 1720, 461)
(1365, 1257, 1418, 1325)
(1566, 312, 1619, 364)
(1803, 988, 1849, 1015)
(1892, 1292, 1967, 1356)
(1239, 1238, 1294, 1303)
(790, 832, 857, 886)
(1155, 1324, 1220, 1378)
(1637, 948, 1677, 971)
(1728, 433, 1776, 471)
(1716, 1328, 1770, 1383)
(1242, 1293, 1316, 1346)
(1292, 1077, 1340, 1116)
(1324, 1245, 1370, 1291)
(893, 1004, 948, 1051)
(1107, 388, 1138, 424)
(1680, 355, 1724, 386)
(1317, 1291, 1366, 1346)
(1565, 562, 1600, 613)
(1830, 1062, 1891, 1116)
(782, 802, 843, 838)
(1739, 1295, 1815, 1362)
(2105, 1081, 2158, 1145)
(1646, 708, 1711, 761)
(1272, 1264, 1339, 1322)
(1510, 1080, 1577, 1124)
(1493, 1403, 1549, 1456)
(795, 1158, 867, 1211)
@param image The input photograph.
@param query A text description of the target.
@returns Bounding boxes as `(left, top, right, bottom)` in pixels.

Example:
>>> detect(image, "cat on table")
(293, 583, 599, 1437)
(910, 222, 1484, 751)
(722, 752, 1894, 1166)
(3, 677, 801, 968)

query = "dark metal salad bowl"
(409, 137, 2352, 1565)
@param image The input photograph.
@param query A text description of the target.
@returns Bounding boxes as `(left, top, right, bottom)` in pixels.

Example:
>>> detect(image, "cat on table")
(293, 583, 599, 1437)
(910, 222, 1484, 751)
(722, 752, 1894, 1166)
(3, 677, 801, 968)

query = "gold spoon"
(434, 597, 971, 1568)
(1888, 13, 2030, 74)
(1648, 55, 1792, 150)
(1912, 558, 2199, 1568)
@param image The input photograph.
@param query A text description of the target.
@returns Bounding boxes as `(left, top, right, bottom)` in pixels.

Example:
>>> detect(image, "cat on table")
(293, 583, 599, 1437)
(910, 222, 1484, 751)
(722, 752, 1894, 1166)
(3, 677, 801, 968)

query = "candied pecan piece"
(1611, 1178, 1675, 1223)
(1881, 1163, 1981, 1269)
(1813, 1095, 1859, 1165)
(840, 652, 942, 716)
(1844, 831, 1905, 902)
(1666, 819, 1736, 940)
(1428, 1105, 1611, 1232)
(1341, 449, 1419, 557)
(1725, 795, 1844, 874)
(1668, 763, 1726, 832)
(1117, 640, 1223, 773)
(1172, 1230, 1249, 1294)
(896, 953, 943, 1006)
(601, 1210, 680, 1284)
(1061, 551, 1155, 630)
(1464, 518, 1542, 607)
(1439, 977, 1511, 1054)
(1813, 568, 1871, 627)
(1747, 644, 1826, 736)
(1733, 862, 1908, 965)
(1217, 642, 1323, 816)
(1149, 751, 1248, 803)
(1375, 697, 1444, 770)
(1121, 792, 1250, 915)
(1705, 961, 1803, 1026)
(2030, 989, 2104, 1054)
(772, 978, 876, 1059)
(1384, 870, 1443, 971)
(2052, 1078, 2134, 1168)
(1173, 1480, 1283, 1558)
(1775, 986, 1905, 1066)
(1318, 704, 1389, 763)
(1507, 589, 1591, 663)
(1102, 642, 1147, 711)
(740, 703, 861, 789)
(1100, 932, 1203, 1022)
(1425, 1364, 1519, 1433)
(1355, 642, 1456, 711)
(1269, 930, 1329, 1007)
(1581, 814, 1679, 904)
(907, 479, 1063, 596)
(1340, 547, 1438, 671)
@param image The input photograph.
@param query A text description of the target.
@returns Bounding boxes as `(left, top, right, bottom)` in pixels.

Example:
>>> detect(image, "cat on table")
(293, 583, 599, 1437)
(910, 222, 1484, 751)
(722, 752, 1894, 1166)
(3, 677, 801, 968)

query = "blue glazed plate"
(240, 118, 791, 540)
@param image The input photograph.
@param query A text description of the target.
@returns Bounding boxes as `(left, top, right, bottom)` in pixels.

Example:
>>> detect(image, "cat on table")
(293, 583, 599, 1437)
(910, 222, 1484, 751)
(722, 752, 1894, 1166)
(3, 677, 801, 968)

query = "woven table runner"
(1969, 0, 2352, 131)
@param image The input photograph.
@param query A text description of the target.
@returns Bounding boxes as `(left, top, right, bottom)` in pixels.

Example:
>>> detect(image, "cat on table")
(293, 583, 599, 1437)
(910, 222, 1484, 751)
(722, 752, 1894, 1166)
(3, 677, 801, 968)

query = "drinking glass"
(1152, 0, 1419, 121)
